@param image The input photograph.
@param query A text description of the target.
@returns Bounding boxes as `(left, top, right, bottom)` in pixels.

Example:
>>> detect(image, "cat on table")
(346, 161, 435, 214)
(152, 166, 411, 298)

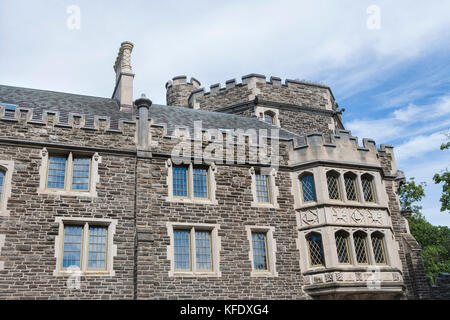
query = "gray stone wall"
(377, 150, 431, 300)
(135, 156, 308, 300)
(0, 121, 136, 299)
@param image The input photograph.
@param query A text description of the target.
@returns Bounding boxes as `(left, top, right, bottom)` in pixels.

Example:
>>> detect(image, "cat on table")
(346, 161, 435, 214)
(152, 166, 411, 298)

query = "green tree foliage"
(399, 178, 450, 282)
(433, 142, 449, 212)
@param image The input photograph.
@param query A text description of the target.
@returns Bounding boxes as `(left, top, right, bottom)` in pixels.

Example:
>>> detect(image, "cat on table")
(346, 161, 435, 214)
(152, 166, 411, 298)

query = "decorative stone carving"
(367, 210, 383, 225)
(325, 273, 334, 283)
(351, 210, 365, 224)
(335, 272, 343, 281)
(302, 210, 319, 226)
(356, 272, 363, 281)
(313, 275, 323, 284)
(393, 273, 400, 282)
(303, 276, 311, 285)
(332, 208, 348, 223)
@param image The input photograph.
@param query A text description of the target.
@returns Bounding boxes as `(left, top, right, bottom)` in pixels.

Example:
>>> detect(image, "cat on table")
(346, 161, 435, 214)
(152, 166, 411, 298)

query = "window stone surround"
(37, 148, 102, 198)
(249, 167, 280, 209)
(0, 160, 14, 217)
(297, 226, 402, 274)
(53, 217, 118, 277)
(166, 222, 222, 278)
(291, 166, 388, 210)
(245, 225, 279, 277)
(165, 159, 218, 205)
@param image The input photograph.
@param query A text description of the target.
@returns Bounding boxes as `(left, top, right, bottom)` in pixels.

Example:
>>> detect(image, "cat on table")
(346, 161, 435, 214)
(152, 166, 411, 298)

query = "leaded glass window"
(361, 175, 375, 203)
(72, 158, 91, 191)
(300, 174, 317, 202)
(344, 173, 358, 201)
(173, 228, 214, 273)
(335, 232, 351, 264)
(264, 112, 274, 125)
(255, 174, 270, 203)
(354, 232, 369, 264)
(88, 226, 107, 269)
(174, 230, 191, 271)
(62, 225, 83, 269)
(307, 233, 325, 267)
(252, 232, 268, 271)
(193, 168, 208, 199)
(371, 233, 386, 264)
(0, 170, 4, 204)
(327, 173, 341, 200)
(47, 156, 67, 189)
(195, 231, 212, 271)
(173, 166, 188, 197)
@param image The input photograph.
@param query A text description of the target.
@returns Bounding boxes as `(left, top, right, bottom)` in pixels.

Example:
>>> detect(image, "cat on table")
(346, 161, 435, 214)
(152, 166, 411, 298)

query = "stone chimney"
(112, 41, 135, 113)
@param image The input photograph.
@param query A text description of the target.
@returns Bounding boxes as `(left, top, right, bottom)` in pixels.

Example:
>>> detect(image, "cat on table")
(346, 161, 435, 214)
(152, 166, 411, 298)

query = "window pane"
(255, 174, 270, 203)
(344, 175, 358, 201)
(307, 234, 325, 267)
(264, 113, 274, 125)
(173, 166, 188, 197)
(335, 233, 350, 264)
(0, 170, 4, 203)
(252, 233, 268, 271)
(372, 235, 386, 264)
(327, 174, 341, 200)
(301, 174, 317, 202)
(88, 226, 107, 269)
(174, 230, 190, 271)
(193, 168, 208, 199)
(195, 231, 212, 271)
(62, 226, 83, 269)
(354, 233, 369, 264)
(47, 156, 67, 189)
(362, 177, 375, 202)
(72, 158, 90, 191)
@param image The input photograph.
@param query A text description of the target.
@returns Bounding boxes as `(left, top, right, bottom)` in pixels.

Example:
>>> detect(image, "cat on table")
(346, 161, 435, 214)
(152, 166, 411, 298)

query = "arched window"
(326, 171, 341, 200)
(361, 174, 376, 203)
(353, 231, 369, 264)
(300, 173, 316, 203)
(335, 231, 351, 264)
(0, 169, 4, 205)
(344, 172, 359, 202)
(306, 233, 325, 267)
(264, 111, 275, 125)
(371, 232, 387, 264)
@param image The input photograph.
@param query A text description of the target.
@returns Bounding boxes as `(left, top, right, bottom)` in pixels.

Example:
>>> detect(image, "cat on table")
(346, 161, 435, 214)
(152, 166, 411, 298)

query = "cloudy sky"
(1, 0, 449, 226)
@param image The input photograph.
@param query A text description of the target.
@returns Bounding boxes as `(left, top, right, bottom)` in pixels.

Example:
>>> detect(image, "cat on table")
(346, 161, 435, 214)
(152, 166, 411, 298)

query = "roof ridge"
(0, 84, 115, 101)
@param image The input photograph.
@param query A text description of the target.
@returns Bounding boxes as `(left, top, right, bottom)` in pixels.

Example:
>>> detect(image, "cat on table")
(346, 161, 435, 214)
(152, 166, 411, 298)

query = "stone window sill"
(38, 188, 97, 198)
(53, 270, 115, 277)
(166, 197, 218, 205)
(172, 271, 221, 278)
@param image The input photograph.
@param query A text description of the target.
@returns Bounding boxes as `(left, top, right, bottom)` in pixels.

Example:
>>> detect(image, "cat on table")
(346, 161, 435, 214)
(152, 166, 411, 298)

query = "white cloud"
(395, 132, 448, 162)
(346, 95, 450, 144)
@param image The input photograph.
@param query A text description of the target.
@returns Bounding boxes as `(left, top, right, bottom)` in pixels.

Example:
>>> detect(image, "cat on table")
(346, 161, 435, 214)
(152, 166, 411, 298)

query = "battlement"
(166, 76, 201, 108)
(289, 129, 391, 168)
(0, 104, 136, 133)
(183, 74, 336, 111)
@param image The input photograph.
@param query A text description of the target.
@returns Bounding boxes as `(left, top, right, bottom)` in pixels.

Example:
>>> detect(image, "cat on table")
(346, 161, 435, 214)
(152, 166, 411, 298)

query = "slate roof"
(0, 84, 299, 140)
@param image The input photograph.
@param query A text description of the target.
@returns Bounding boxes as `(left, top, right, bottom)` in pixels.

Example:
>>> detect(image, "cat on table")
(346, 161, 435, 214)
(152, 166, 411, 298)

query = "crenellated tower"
(165, 73, 345, 137)
(165, 76, 201, 108)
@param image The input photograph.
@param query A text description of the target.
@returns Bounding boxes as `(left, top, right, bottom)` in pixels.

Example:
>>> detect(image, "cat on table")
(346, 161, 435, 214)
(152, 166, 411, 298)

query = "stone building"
(0, 41, 431, 299)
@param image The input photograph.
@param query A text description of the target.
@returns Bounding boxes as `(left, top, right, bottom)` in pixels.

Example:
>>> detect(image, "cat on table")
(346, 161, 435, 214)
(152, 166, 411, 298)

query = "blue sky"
(1, 0, 449, 226)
